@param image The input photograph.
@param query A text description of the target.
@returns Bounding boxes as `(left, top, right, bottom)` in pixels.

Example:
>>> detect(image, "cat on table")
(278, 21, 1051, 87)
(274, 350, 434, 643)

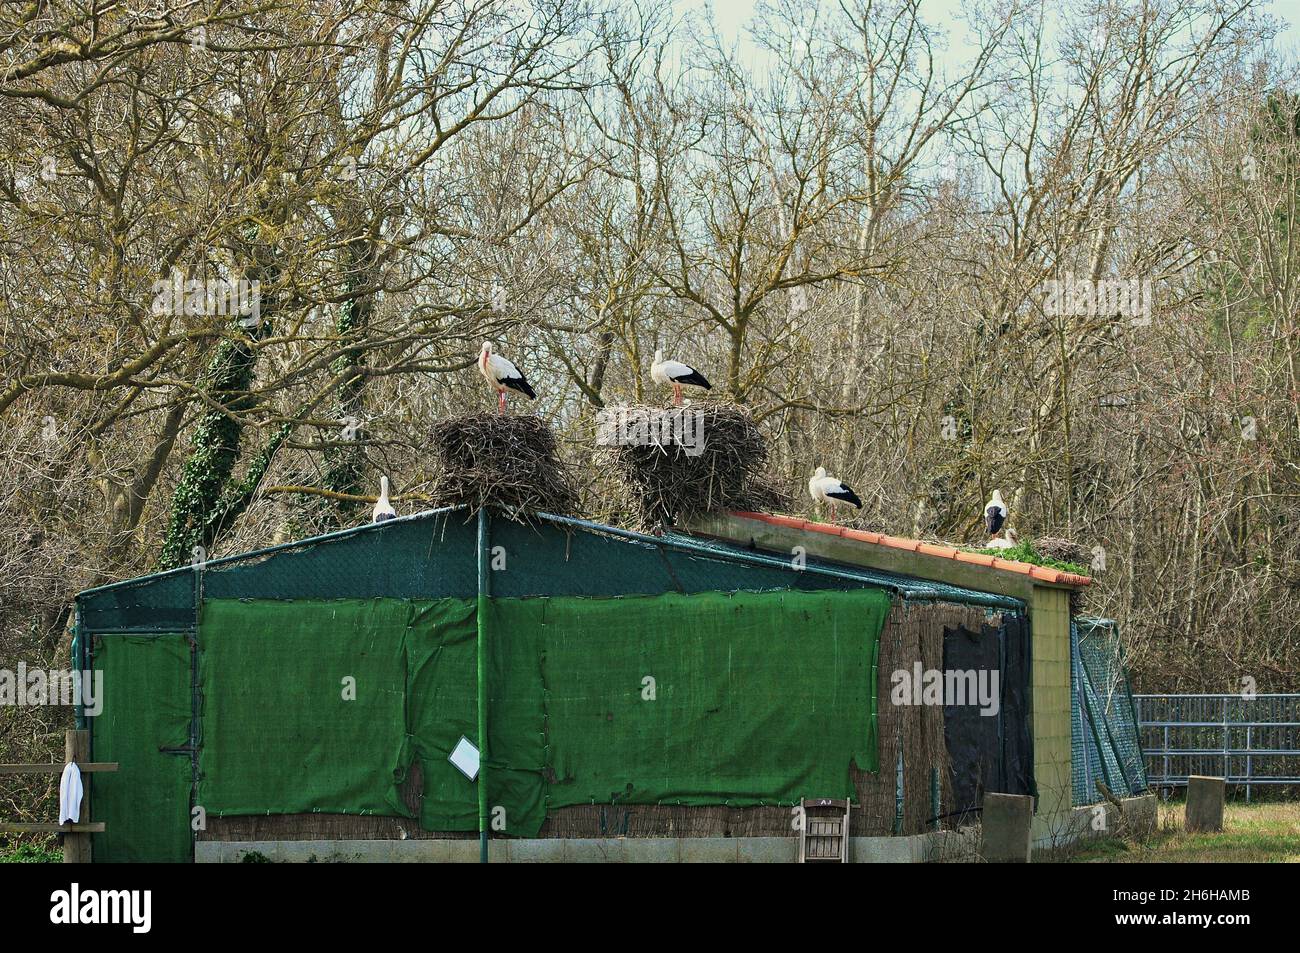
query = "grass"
(0, 841, 62, 863)
(1067, 802, 1300, 863)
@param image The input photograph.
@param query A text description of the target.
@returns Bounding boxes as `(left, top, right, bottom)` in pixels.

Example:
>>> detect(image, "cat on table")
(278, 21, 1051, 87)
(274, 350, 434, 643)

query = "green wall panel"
(192, 589, 887, 839)
(91, 633, 193, 862)
(197, 598, 412, 817)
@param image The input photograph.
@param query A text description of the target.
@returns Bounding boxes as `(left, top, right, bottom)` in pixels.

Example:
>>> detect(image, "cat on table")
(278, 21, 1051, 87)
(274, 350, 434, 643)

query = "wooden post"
(63, 729, 91, 863)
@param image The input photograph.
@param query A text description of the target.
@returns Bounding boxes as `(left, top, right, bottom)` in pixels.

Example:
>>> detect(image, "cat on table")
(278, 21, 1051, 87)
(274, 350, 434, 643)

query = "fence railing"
(1134, 693, 1300, 801)
(0, 729, 115, 862)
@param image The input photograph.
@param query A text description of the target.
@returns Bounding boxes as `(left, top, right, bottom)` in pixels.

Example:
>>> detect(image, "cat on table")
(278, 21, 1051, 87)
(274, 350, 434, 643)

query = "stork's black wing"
(502, 373, 536, 399)
(827, 483, 863, 508)
(985, 506, 1005, 535)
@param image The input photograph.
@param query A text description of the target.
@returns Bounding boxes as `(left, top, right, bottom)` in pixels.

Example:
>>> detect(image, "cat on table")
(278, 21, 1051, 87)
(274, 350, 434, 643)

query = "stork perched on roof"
(372, 476, 396, 523)
(984, 490, 1008, 542)
(651, 349, 711, 406)
(808, 467, 863, 524)
(478, 341, 536, 415)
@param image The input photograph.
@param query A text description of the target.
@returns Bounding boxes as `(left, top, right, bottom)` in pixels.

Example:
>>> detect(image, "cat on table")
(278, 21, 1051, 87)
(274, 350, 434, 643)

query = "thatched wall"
(200, 599, 1008, 843)
(855, 601, 1002, 836)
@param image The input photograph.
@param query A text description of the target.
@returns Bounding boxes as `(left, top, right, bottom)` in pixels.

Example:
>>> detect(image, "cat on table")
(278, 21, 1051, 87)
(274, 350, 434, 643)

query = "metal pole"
(893, 747, 904, 835)
(930, 767, 940, 831)
(1222, 700, 1229, 798)
(1163, 725, 1170, 788)
(477, 506, 490, 864)
(73, 603, 85, 731)
(1245, 725, 1252, 804)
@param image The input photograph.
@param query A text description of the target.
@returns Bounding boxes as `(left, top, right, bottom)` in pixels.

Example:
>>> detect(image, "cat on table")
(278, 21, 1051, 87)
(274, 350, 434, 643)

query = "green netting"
(406, 598, 486, 832)
(80, 571, 196, 632)
(197, 598, 412, 817)
(192, 588, 887, 838)
(528, 590, 887, 810)
(77, 508, 1022, 633)
(91, 634, 193, 862)
(1071, 617, 1148, 805)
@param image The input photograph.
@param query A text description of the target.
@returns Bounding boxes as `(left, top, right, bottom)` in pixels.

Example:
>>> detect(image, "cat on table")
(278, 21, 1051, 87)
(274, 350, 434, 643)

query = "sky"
(680, 0, 1299, 63)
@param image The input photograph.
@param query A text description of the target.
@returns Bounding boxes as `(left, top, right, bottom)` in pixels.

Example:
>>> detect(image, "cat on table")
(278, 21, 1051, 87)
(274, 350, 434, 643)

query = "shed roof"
(726, 511, 1092, 588)
(76, 507, 1026, 621)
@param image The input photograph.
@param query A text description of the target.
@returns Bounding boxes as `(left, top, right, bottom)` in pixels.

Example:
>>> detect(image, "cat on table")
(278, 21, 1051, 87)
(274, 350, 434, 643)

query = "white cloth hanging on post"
(58, 761, 83, 825)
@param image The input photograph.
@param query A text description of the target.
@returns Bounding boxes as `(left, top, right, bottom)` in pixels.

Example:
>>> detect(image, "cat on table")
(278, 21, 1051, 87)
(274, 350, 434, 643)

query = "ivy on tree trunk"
(156, 333, 261, 569)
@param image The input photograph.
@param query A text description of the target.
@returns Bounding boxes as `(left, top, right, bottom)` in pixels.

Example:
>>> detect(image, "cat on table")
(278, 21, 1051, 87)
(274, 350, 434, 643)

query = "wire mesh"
(1071, 618, 1148, 805)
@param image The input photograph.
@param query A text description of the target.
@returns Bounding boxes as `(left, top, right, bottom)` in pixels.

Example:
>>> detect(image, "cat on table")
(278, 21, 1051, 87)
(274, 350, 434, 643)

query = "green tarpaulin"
(91, 634, 193, 862)
(197, 598, 413, 817)
(192, 588, 889, 837)
(532, 591, 886, 809)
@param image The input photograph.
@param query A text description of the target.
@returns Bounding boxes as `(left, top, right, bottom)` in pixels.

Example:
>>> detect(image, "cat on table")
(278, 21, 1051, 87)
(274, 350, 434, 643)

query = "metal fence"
(1135, 694, 1300, 801)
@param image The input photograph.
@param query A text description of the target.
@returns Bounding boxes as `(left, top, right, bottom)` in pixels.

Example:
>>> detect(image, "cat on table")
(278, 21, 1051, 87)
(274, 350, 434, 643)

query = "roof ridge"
(729, 511, 1092, 588)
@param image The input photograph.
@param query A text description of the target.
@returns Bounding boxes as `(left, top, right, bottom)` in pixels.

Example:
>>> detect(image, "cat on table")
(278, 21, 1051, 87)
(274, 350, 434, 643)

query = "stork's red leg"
(673, 383, 682, 406)
(498, 390, 506, 415)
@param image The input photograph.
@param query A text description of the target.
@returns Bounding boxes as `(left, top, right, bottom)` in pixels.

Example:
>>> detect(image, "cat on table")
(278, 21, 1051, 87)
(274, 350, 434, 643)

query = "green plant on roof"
(967, 539, 1090, 577)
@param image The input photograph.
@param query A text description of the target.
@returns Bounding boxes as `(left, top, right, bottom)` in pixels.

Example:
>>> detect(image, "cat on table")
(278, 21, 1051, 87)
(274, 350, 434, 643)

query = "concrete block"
(564, 839, 627, 863)
(1126, 793, 1158, 838)
(505, 839, 563, 863)
(445, 839, 486, 863)
(981, 793, 1034, 862)
(1185, 776, 1225, 833)
(849, 834, 922, 863)
(624, 838, 682, 864)
(679, 838, 739, 863)
(737, 837, 796, 863)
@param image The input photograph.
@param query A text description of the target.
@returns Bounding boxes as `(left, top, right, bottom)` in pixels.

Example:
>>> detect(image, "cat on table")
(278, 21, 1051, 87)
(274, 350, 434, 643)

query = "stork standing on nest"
(651, 349, 712, 406)
(808, 466, 863, 524)
(372, 476, 396, 523)
(984, 489, 1009, 544)
(478, 341, 536, 415)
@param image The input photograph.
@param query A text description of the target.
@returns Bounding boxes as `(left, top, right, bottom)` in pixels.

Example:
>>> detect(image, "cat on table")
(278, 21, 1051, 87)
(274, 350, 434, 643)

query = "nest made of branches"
(428, 413, 578, 517)
(1034, 536, 1092, 567)
(1032, 537, 1095, 614)
(602, 402, 792, 530)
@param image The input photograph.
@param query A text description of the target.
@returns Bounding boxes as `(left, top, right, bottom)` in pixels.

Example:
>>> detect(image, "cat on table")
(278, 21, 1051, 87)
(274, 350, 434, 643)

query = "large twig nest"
(600, 402, 791, 530)
(428, 414, 578, 517)
(1034, 536, 1092, 567)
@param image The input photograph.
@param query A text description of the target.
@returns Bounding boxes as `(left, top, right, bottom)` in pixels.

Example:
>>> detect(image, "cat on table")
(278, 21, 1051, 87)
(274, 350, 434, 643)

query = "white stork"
(651, 349, 712, 406)
(808, 466, 864, 524)
(372, 475, 396, 523)
(984, 490, 1008, 539)
(478, 341, 536, 415)
(985, 528, 1019, 550)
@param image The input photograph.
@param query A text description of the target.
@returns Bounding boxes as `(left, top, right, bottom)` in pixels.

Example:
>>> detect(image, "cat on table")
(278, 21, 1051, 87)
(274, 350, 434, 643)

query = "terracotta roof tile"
(724, 511, 1091, 587)
(842, 528, 885, 545)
